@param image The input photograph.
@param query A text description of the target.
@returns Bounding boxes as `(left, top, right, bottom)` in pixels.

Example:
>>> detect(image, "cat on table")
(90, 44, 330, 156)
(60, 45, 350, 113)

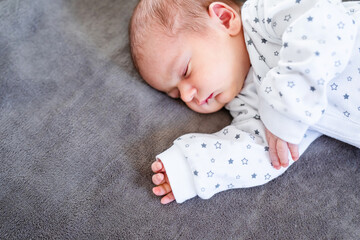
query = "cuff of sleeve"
(259, 101, 309, 144)
(156, 145, 197, 203)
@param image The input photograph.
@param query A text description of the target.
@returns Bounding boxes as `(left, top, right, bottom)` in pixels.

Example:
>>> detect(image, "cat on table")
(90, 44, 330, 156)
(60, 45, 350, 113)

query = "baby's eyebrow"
(153, 59, 177, 93)
(171, 53, 184, 76)
(162, 52, 186, 91)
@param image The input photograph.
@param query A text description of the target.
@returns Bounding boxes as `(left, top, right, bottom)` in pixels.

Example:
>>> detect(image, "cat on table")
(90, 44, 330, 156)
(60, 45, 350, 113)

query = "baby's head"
(130, 0, 250, 113)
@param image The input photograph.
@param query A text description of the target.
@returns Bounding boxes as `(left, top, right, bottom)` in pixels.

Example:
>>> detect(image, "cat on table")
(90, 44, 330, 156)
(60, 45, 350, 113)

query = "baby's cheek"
(217, 91, 237, 105)
(167, 89, 180, 99)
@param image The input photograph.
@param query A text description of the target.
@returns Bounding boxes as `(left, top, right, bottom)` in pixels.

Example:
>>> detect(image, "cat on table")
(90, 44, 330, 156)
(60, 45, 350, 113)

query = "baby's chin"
(187, 101, 226, 114)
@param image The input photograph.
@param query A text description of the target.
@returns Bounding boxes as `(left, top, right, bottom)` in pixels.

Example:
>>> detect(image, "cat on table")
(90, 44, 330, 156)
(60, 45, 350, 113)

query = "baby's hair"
(129, 0, 240, 71)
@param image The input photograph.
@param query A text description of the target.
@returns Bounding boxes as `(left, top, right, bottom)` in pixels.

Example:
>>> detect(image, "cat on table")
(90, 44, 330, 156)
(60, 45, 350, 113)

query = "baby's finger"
(270, 153, 281, 170)
(161, 192, 175, 205)
(276, 139, 289, 168)
(152, 173, 165, 185)
(268, 140, 281, 170)
(152, 183, 172, 196)
(151, 159, 165, 173)
(288, 143, 299, 161)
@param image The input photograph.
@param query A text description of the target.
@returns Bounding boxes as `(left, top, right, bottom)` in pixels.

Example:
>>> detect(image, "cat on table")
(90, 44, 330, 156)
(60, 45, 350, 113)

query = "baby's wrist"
(156, 145, 197, 203)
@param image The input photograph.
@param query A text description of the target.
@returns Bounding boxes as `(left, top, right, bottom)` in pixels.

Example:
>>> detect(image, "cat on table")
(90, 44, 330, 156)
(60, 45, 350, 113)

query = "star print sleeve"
(157, 129, 290, 204)
(257, 0, 357, 144)
(157, 119, 320, 204)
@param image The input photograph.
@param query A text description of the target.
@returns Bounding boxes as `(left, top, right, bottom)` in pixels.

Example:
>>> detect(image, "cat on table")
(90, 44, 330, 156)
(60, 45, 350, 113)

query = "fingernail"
(156, 162, 162, 169)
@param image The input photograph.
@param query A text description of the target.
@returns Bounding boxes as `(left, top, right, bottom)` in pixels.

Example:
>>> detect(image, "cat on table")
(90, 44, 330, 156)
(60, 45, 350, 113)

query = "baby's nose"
(180, 87, 197, 103)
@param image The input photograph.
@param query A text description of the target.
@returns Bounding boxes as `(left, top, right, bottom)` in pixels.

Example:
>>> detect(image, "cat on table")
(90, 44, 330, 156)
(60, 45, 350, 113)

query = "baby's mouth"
(199, 93, 214, 105)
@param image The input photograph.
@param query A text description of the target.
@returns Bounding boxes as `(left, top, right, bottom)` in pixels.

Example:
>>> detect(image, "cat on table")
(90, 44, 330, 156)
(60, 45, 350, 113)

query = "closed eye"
(183, 64, 188, 77)
(183, 61, 191, 78)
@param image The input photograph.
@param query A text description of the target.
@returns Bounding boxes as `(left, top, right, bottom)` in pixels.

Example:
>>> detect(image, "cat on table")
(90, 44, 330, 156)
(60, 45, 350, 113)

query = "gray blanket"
(1, 0, 359, 239)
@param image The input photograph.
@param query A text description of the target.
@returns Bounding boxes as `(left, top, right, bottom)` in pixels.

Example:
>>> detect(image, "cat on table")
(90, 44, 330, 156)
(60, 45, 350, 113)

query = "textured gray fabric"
(1, 0, 359, 239)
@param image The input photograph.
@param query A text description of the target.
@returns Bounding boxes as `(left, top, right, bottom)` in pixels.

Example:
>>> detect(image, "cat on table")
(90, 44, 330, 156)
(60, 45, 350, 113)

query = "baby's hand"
(265, 128, 299, 170)
(151, 159, 175, 204)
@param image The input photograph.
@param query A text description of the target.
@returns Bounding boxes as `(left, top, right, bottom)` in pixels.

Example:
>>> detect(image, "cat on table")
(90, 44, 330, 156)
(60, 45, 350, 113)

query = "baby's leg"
(151, 160, 175, 204)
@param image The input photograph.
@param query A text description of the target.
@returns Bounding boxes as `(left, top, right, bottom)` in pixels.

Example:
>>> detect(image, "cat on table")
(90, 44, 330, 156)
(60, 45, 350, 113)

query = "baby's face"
(138, 23, 250, 113)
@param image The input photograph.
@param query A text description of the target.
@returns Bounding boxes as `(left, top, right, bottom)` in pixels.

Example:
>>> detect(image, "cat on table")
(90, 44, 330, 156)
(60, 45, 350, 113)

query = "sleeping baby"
(129, 0, 360, 204)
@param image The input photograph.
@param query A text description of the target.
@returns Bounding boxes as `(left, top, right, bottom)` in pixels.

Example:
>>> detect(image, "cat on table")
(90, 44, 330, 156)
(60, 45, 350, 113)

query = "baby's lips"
(199, 99, 207, 105)
(199, 93, 214, 105)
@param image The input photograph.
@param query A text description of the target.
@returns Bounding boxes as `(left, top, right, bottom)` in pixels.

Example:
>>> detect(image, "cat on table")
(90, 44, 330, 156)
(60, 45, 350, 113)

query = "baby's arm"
(226, 70, 300, 169)
(255, 0, 356, 144)
(152, 128, 282, 204)
(151, 125, 321, 204)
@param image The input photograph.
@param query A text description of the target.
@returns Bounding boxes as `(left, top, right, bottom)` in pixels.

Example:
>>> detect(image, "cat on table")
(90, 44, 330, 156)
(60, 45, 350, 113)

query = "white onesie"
(157, 0, 360, 203)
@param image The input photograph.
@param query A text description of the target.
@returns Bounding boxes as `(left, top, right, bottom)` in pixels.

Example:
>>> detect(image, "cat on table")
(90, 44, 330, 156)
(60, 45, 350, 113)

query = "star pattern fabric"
(242, 0, 360, 145)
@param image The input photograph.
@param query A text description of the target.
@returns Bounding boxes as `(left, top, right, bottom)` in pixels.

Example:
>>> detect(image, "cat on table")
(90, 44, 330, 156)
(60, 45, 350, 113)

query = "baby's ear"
(208, 2, 241, 36)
